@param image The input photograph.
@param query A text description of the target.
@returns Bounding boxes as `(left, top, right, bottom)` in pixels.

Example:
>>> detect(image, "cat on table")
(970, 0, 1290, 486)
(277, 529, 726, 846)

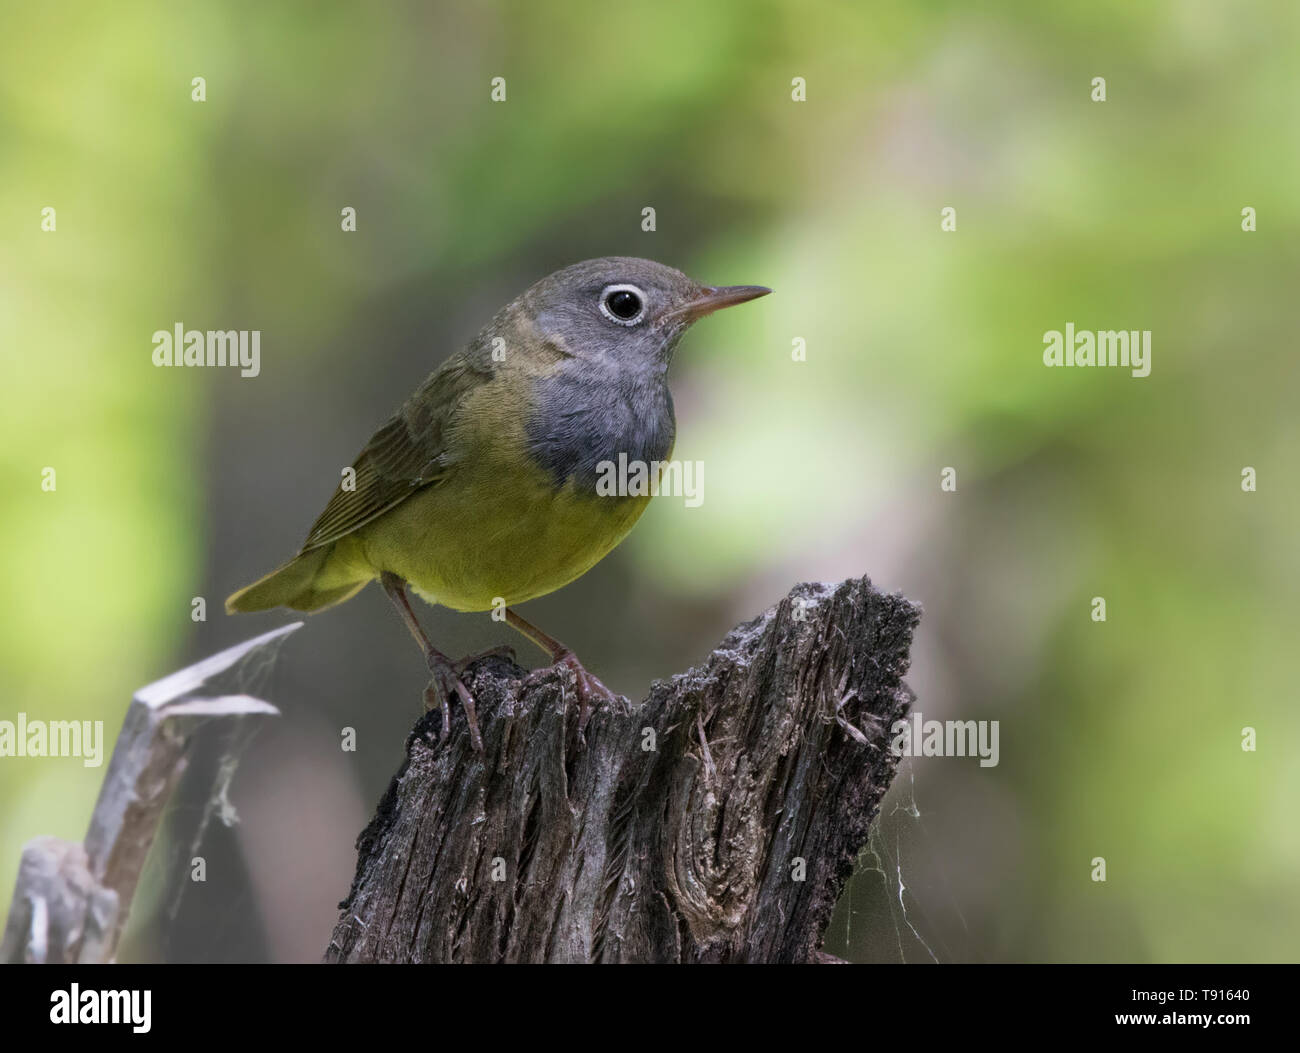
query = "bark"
(326, 576, 919, 964)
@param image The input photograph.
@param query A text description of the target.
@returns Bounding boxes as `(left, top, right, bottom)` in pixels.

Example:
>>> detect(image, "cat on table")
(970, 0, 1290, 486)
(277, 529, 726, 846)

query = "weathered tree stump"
(326, 576, 919, 963)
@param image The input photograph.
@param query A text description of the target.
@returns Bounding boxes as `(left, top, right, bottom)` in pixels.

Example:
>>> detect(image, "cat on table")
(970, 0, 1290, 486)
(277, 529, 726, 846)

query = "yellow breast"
(351, 371, 657, 611)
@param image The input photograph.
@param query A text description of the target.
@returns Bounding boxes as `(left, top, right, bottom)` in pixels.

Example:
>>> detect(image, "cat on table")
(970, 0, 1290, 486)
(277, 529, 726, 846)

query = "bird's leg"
(504, 607, 619, 732)
(380, 572, 483, 752)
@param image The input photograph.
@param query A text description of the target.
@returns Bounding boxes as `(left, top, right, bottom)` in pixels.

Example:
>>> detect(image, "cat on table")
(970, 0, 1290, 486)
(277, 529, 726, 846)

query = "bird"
(226, 256, 770, 750)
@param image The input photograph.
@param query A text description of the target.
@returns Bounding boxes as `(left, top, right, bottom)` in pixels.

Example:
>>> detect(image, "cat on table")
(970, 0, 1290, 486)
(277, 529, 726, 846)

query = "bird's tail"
(225, 546, 368, 614)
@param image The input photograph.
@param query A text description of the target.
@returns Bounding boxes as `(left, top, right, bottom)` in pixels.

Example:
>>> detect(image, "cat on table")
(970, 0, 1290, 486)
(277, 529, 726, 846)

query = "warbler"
(226, 257, 770, 749)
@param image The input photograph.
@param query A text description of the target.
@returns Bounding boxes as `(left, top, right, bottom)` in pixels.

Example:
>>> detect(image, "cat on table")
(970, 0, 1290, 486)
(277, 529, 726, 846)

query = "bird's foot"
(423, 653, 484, 752)
(550, 649, 619, 735)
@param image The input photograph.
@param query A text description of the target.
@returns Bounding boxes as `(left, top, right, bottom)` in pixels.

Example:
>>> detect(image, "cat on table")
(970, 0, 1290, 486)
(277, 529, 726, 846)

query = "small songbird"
(226, 257, 770, 749)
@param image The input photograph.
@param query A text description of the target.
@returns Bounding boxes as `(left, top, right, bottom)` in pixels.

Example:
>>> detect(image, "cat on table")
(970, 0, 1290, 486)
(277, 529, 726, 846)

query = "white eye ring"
(599, 283, 648, 326)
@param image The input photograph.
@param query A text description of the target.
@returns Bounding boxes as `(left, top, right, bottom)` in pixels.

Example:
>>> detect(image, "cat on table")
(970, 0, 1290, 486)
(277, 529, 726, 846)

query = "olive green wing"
(298, 354, 487, 553)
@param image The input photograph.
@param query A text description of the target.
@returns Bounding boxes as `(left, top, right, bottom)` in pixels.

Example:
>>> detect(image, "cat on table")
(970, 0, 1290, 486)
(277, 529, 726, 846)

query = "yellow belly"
(349, 456, 650, 611)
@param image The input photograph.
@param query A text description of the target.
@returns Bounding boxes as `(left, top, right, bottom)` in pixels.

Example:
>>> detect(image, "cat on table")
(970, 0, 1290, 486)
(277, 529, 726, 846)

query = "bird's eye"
(599, 284, 646, 325)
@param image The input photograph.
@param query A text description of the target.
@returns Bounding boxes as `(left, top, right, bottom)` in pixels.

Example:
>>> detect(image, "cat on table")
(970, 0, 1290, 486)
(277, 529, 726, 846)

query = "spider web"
(119, 629, 295, 964)
(832, 756, 978, 963)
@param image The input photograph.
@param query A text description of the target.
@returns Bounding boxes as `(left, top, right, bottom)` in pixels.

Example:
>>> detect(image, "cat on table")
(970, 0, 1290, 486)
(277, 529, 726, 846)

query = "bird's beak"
(670, 284, 772, 323)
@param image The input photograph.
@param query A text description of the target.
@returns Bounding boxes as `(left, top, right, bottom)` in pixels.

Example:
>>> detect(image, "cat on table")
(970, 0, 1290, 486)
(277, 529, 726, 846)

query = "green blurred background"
(2, 0, 1297, 963)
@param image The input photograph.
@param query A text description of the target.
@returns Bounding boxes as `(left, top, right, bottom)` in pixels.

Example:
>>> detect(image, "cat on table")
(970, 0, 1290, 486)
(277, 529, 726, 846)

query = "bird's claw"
(552, 650, 619, 735)
(424, 655, 483, 752)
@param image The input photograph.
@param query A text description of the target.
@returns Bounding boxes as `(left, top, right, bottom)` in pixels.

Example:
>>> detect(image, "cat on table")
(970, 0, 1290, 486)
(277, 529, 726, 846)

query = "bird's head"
(517, 256, 770, 374)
